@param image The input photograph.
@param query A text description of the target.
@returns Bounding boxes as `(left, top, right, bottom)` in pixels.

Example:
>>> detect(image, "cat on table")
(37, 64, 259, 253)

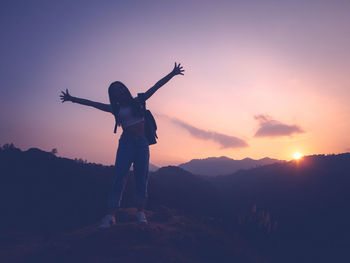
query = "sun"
(293, 152, 303, 160)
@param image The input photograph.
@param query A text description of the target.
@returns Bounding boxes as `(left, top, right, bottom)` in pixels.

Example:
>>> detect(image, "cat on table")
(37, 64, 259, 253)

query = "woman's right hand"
(171, 62, 185, 76)
(60, 89, 73, 103)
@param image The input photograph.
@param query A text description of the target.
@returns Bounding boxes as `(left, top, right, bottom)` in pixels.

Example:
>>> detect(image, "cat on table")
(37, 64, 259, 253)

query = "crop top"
(118, 106, 144, 129)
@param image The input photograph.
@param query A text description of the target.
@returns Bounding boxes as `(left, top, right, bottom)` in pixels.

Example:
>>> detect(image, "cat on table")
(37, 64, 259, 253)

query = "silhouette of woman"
(60, 63, 184, 227)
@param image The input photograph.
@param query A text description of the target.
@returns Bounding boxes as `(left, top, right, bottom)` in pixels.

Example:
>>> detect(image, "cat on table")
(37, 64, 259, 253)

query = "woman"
(60, 62, 184, 228)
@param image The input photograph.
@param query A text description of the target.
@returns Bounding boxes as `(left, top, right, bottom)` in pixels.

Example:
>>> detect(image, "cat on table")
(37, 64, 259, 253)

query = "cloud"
(168, 117, 248, 149)
(254, 114, 304, 138)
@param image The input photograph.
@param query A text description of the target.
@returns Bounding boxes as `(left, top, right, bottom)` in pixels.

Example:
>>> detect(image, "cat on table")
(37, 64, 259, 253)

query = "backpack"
(113, 93, 158, 145)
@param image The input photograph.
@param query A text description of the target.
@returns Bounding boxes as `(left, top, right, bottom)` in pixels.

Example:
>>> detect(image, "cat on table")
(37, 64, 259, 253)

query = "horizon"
(3, 142, 349, 168)
(1, 1, 350, 167)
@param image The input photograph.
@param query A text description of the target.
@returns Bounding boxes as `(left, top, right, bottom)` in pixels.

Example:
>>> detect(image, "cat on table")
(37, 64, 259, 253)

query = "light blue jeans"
(107, 133, 150, 209)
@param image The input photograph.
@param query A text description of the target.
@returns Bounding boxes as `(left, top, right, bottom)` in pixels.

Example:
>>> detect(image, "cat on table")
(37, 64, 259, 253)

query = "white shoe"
(136, 211, 148, 224)
(98, 214, 116, 229)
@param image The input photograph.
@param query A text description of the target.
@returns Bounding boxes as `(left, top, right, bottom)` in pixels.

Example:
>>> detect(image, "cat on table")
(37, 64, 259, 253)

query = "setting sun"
(293, 152, 303, 160)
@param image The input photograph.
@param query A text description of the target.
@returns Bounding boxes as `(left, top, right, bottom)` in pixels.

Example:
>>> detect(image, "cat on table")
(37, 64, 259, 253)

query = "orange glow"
(293, 152, 303, 160)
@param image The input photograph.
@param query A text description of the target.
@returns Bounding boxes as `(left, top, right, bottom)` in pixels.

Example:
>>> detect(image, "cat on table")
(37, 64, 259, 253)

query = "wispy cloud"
(254, 114, 304, 138)
(168, 117, 248, 149)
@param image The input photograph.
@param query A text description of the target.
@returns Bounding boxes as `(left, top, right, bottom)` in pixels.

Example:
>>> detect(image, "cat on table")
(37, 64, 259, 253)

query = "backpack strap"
(136, 93, 158, 145)
(113, 122, 117, 133)
(136, 93, 146, 112)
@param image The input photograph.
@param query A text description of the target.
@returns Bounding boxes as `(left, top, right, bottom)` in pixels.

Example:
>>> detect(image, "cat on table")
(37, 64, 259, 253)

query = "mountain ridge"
(179, 156, 282, 176)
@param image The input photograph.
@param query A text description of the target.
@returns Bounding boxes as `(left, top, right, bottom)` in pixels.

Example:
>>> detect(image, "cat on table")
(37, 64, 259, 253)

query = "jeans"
(107, 133, 150, 209)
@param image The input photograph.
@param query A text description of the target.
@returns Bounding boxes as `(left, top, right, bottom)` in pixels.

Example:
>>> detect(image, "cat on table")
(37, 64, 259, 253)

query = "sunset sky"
(1, 0, 350, 166)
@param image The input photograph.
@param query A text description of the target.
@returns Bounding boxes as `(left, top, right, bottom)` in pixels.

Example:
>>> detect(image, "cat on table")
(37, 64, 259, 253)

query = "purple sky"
(1, 0, 350, 166)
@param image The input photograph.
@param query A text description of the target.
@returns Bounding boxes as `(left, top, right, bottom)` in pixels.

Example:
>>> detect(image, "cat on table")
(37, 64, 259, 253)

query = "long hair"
(108, 81, 143, 129)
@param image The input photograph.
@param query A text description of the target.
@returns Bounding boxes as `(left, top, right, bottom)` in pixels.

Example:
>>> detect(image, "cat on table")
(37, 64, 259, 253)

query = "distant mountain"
(179, 156, 281, 176)
(149, 163, 159, 172)
(132, 162, 158, 171)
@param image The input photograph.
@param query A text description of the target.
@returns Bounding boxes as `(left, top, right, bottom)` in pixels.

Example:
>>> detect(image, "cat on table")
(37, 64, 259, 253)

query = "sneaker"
(136, 211, 148, 224)
(98, 214, 116, 229)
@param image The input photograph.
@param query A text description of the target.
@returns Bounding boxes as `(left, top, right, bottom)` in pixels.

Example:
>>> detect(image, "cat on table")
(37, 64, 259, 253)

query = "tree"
(1, 143, 15, 151)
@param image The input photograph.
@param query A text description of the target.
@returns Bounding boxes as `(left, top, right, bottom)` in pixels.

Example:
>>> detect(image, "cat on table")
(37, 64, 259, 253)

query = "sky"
(1, 0, 350, 167)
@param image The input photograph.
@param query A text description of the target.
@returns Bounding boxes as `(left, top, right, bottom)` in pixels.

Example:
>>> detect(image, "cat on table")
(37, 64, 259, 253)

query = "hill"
(1, 208, 260, 263)
(1, 144, 350, 262)
(0, 144, 259, 263)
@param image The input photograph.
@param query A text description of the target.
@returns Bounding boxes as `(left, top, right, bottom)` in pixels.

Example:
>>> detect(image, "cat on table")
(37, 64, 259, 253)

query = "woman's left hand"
(171, 62, 185, 76)
(60, 89, 73, 103)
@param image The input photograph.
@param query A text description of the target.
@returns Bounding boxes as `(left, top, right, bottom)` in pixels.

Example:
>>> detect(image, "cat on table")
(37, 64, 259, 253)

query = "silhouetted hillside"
(1, 144, 350, 262)
(0, 144, 260, 262)
(0, 145, 221, 232)
(1, 208, 260, 263)
(149, 166, 222, 217)
(207, 153, 350, 262)
(179, 156, 281, 176)
(0, 145, 115, 233)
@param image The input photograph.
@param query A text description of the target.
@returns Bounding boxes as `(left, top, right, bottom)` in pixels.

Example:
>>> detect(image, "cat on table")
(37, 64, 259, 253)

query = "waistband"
(120, 132, 147, 139)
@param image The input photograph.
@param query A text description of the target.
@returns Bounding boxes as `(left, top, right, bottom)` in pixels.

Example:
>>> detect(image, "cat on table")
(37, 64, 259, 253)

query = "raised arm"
(60, 89, 112, 113)
(144, 62, 184, 100)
